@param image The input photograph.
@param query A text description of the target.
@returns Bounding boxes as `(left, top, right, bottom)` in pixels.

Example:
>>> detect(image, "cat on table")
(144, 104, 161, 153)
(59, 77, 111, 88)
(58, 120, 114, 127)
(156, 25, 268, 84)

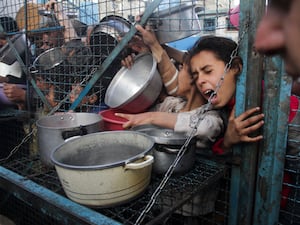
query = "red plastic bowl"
(99, 109, 128, 131)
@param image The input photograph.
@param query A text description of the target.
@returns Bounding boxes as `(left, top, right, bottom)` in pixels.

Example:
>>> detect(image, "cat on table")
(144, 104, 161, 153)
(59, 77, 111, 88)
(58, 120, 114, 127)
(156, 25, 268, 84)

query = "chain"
(0, 127, 35, 163)
(135, 21, 249, 225)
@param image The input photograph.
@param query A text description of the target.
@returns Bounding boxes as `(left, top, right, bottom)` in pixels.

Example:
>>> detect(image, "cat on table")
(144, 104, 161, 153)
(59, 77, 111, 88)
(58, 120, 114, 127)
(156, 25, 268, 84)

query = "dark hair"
(188, 35, 240, 67)
(0, 16, 18, 34)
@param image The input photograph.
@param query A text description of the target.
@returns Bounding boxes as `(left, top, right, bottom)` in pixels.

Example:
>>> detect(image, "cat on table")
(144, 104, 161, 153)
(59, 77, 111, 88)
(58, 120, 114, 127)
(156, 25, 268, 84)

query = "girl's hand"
(222, 106, 264, 150)
(115, 112, 153, 129)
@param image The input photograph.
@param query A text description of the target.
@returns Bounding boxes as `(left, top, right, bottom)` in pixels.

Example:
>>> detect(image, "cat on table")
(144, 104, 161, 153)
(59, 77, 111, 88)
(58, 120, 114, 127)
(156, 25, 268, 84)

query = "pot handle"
(61, 126, 88, 140)
(156, 145, 182, 154)
(124, 155, 154, 170)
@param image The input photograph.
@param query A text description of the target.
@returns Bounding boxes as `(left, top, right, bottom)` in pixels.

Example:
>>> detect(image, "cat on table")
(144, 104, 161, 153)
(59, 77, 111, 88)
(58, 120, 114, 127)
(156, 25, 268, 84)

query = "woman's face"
(190, 50, 238, 109)
(176, 63, 193, 97)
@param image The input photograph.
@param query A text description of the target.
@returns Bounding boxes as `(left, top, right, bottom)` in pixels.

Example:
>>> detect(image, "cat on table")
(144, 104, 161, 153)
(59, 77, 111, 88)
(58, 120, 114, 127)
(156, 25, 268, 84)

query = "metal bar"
(253, 58, 291, 225)
(0, 166, 122, 225)
(69, 0, 163, 110)
(228, 0, 265, 224)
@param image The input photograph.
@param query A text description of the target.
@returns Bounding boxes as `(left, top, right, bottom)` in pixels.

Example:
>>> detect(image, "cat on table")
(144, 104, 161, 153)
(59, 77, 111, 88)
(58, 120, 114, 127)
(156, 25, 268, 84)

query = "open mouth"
(203, 89, 216, 99)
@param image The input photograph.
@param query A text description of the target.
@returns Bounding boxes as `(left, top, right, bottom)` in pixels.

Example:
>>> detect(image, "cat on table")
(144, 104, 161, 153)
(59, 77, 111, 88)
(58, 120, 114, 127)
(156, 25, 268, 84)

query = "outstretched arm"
(115, 111, 178, 129)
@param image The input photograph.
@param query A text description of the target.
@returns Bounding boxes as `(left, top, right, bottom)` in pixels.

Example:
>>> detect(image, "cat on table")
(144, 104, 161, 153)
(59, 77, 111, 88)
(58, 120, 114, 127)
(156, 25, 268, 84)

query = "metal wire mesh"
(279, 95, 300, 225)
(1, 154, 227, 225)
(0, 0, 237, 224)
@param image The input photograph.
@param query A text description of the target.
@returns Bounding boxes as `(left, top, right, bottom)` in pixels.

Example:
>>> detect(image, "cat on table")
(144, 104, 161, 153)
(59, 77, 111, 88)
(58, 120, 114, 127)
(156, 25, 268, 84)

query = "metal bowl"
(104, 52, 162, 113)
(148, 3, 201, 44)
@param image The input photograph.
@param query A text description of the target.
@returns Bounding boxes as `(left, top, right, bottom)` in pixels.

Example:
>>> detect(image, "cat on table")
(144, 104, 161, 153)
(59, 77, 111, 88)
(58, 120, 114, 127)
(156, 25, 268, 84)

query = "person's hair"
(188, 35, 242, 69)
(0, 16, 18, 34)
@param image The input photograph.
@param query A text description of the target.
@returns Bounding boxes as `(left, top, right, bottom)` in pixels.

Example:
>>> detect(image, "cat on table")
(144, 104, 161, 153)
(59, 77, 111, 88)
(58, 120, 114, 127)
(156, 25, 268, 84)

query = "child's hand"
(115, 112, 152, 129)
(222, 106, 264, 150)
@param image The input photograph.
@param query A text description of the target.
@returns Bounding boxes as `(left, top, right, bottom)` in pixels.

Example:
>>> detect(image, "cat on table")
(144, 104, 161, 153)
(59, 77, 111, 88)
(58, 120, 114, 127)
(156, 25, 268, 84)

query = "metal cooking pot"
(104, 53, 162, 113)
(100, 15, 131, 36)
(88, 21, 125, 102)
(36, 112, 103, 167)
(148, 3, 201, 44)
(89, 18, 129, 59)
(32, 47, 65, 72)
(51, 131, 154, 207)
(132, 125, 196, 175)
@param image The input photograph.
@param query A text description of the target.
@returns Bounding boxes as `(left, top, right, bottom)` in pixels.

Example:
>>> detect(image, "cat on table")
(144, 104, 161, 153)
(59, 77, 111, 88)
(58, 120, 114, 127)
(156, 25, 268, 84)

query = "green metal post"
(228, 0, 265, 224)
(253, 58, 291, 225)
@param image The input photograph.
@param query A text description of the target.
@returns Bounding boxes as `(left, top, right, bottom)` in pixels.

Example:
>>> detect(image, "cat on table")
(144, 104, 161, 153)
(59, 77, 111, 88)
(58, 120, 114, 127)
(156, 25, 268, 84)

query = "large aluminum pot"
(133, 125, 196, 175)
(148, 3, 201, 44)
(51, 131, 154, 207)
(105, 53, 162, 113)
(36, 113, 103, 167)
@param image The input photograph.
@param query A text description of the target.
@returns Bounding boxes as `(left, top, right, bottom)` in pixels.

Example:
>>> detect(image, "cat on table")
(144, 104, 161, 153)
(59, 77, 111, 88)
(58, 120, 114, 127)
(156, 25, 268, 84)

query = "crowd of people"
(0, 0, 300, 224)
(0, 0, 124, 113)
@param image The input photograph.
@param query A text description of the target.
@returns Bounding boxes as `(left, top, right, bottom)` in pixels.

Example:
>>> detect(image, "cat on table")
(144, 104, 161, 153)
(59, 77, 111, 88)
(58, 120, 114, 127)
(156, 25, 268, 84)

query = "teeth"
(204, 90, 214, 96)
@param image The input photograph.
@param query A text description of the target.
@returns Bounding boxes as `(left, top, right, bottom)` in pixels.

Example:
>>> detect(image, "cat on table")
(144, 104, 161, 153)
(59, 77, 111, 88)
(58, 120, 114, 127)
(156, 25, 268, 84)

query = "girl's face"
(190, 50, 238, 109)
(177, 63, 193, 97)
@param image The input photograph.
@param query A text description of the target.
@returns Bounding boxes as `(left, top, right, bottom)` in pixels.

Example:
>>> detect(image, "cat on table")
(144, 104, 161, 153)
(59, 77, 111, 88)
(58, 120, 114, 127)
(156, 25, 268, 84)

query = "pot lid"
(33, 47, 64, 71)
(132, 124, 190, 145)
